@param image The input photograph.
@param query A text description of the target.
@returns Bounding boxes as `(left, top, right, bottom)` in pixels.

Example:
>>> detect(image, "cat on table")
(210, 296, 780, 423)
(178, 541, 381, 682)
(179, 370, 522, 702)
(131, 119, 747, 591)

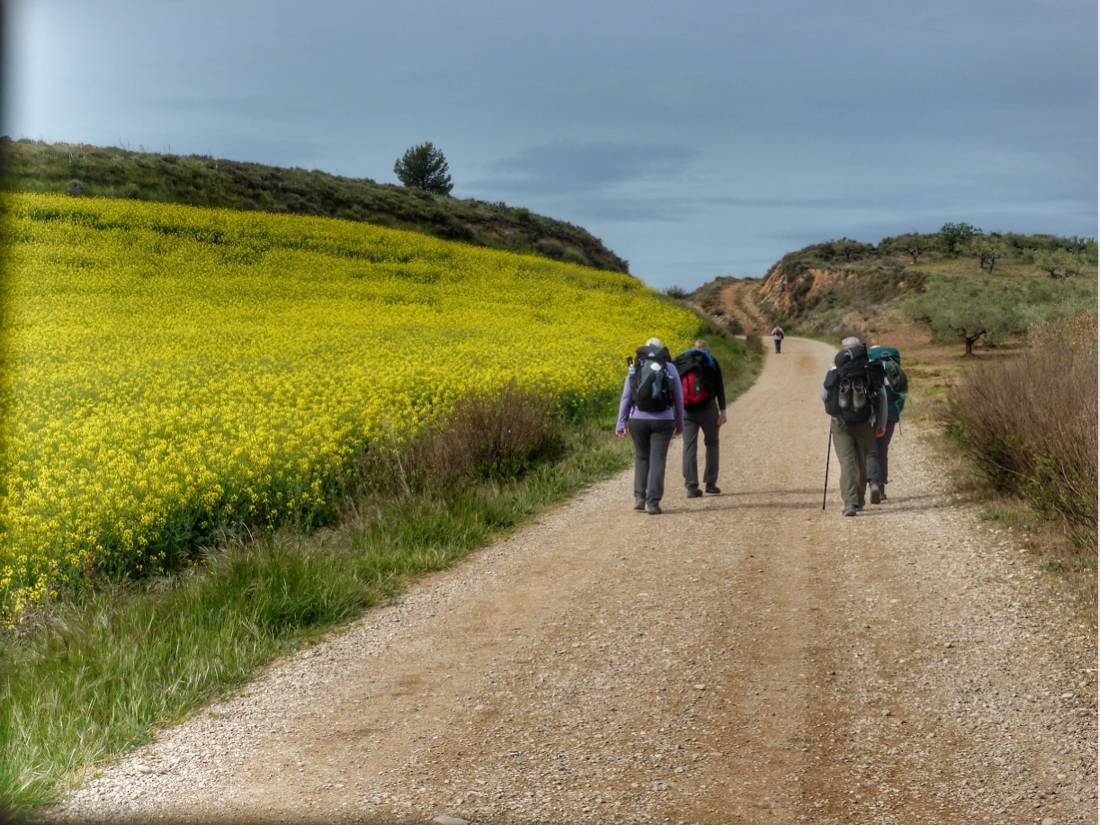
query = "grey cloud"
(481, 142, 700, 196)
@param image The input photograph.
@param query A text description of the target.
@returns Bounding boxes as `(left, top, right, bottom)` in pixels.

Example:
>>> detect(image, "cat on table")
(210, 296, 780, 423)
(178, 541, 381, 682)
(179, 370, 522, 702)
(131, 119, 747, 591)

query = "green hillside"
(750, 226, 1098, 344)
(0, 138, 629, 273)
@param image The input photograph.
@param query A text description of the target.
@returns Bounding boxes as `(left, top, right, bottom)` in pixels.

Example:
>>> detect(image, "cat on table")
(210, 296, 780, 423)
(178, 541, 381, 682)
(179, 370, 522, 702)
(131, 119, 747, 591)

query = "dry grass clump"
(364, 386, 564, 496)
(947, 314, 1097, 547)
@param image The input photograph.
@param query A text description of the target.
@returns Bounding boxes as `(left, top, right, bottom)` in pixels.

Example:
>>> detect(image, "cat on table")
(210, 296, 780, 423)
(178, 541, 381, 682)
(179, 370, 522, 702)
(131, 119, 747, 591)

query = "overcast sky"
(5, 0, 1096, 288)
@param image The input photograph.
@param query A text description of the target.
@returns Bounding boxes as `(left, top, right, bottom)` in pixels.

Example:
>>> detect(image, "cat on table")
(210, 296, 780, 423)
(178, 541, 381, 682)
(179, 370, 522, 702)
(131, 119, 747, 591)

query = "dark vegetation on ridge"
(0, 138, 630, 273)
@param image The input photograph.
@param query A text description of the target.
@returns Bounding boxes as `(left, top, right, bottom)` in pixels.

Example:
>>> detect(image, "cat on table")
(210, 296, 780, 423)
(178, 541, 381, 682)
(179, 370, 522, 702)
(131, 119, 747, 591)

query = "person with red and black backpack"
(673, 340, 727, 497)
(615, 337, 685, 515)
(771, 324, 785, 354)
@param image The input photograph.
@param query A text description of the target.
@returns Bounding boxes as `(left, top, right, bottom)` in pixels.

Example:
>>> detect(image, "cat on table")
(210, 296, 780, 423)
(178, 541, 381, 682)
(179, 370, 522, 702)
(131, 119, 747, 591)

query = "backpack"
(772, 327, 784, 339)
(630, 345, 674, 412)
(823, 344, 885, 424)
(868, 346, 909, 422)
(673, 349, 717, 409)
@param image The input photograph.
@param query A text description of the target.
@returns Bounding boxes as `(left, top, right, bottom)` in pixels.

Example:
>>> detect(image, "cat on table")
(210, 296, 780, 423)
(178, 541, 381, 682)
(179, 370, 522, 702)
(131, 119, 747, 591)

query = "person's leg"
(831, 419, 861, 509)
(880, 421, 896, 489)
(682, 412, 701, 492)
(852, 423, 874, 507)
(774, 338, 780, 353)
(628, 419, 650, 505)
(646, 421, 674, 507)
(867, 420, 894, 501)
(700, 405, 721, 489)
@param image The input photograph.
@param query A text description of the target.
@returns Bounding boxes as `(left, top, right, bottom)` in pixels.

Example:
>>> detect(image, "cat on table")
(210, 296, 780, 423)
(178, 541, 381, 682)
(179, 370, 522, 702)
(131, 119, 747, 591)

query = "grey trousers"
(628, 418, 675, 505)
(867, 420, 896, 487)
(683, 405, 720, 489)
(831, 418, 874, 507)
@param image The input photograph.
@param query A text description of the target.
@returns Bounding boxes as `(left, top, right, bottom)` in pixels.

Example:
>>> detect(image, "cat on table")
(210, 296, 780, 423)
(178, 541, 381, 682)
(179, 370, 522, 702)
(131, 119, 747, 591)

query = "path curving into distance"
(54, 337, 1096, 825)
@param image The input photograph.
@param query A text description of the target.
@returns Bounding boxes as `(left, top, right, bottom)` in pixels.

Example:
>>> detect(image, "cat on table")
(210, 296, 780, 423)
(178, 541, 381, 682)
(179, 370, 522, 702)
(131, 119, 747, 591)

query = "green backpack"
(868, 346, 908, 422)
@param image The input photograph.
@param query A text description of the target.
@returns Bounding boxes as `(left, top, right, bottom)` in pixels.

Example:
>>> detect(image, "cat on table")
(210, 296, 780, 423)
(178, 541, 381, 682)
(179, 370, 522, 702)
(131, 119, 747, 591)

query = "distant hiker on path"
(673, 340, 727, 497)
(771, 325, 785, 354)
(617, 338, 685, 515)
(821, 336, 887, 516)
(866, 345, 909, 504)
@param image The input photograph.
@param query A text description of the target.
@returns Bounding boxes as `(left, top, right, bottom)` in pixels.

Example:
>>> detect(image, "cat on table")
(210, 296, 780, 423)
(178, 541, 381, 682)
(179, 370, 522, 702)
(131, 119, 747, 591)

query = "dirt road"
(55, 338, 1096, 825)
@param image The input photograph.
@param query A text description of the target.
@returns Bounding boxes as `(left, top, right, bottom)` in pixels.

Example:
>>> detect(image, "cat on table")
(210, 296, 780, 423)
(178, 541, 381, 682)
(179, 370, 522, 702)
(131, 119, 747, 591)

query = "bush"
(664, 286, 689, 299)
(65, 179, 84, 197)
(947, 315, 1097, 547)
(534, 238, 564, 258)
(363, 385, 565, 494)
(744, 334, 765, 355)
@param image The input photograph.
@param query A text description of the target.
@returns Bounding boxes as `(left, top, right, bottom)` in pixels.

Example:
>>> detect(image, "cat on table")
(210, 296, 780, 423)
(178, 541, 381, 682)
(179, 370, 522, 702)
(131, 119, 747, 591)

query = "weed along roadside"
(0, 326, 761, 815)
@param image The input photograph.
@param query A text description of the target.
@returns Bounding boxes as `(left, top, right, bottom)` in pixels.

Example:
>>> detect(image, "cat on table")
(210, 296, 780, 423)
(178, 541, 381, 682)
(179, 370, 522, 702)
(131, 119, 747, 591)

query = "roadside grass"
(0, 327, 760, 816)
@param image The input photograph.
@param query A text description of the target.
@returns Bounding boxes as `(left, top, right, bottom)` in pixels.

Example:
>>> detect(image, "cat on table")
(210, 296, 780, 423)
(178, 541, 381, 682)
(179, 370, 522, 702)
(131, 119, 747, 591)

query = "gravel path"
(51, 338, 1096, 825)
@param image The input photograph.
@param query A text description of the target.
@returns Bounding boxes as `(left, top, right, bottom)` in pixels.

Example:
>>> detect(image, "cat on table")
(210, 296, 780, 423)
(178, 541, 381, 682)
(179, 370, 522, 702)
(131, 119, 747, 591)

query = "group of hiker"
(615, 338, 726, 515)
(616, 330, 908, 516)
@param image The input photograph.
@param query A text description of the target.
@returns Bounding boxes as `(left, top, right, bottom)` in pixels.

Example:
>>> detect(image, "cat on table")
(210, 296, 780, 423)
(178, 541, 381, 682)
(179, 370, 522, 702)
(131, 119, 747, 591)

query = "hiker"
(821, 336, 887, 516)
(771, 324, 785, 353)
(866, 345, 909, 504)
(673, 340, 727, 497)
(616, 337, 685, 515)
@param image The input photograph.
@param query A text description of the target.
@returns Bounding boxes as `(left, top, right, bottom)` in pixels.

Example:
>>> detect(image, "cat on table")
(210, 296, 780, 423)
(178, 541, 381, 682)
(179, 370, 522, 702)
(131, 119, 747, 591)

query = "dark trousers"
(831, 418, 873, 507)
(867, 420, 896, 487)
(683, 405, 720, 490)
(774, 338, 782, 353)
(628, 418, 674, 505)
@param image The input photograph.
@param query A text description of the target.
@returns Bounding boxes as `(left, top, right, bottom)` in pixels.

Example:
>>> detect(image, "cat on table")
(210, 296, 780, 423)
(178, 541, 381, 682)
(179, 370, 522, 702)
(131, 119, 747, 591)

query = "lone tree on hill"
(939, 222, 982, 255)
(394, 142, 453, 195)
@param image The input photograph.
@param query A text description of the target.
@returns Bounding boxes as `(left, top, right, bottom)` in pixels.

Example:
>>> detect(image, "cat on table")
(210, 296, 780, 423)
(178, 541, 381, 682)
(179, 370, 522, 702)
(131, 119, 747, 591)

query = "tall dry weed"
(947, 314, 1097, 547)
(361, 385, 564, 497)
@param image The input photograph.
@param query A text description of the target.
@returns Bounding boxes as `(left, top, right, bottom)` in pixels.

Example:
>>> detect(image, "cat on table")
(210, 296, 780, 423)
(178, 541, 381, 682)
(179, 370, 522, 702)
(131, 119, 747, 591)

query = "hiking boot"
(705, 484, 722, 495)
(842, 505, 859, 517)
(879, 487, 889, 501)
(686, 487, 703, 499)
(646, 502, 662, 515)
(869, 483, 882, 505)
(634, 498, 646, 511)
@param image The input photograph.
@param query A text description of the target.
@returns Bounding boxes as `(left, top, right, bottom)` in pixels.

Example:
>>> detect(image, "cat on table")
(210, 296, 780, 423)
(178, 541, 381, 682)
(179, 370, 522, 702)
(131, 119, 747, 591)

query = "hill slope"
(691, 229, 1097, 343)
(0, 138, 629, 273)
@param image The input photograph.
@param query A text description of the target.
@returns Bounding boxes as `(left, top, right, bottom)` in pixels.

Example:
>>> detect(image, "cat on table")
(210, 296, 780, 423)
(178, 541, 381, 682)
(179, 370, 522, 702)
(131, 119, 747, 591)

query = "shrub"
(664, 286, 689, 299)
(366, 385, 564, 494)
(560, 248, 590, 266)
(65, 179, 84, 197)
(744, 334, 765, 355)
(534, 238, 564, 258)
(947, 314, 1097, 547)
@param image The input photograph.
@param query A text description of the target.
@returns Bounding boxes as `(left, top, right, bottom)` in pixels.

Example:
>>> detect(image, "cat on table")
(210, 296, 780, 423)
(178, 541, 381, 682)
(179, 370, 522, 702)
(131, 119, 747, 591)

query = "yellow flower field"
(0, 193, 696, 618)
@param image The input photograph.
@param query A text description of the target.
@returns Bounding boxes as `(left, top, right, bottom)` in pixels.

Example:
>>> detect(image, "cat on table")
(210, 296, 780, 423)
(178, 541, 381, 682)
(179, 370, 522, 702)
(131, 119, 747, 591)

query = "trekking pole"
(821, 424, 832, 511)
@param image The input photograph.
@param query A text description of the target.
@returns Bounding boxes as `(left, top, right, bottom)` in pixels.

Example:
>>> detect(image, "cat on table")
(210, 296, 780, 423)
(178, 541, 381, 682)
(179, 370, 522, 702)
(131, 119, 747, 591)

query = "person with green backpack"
(821, 336, 888, 516)
(866, 345, 909, 504)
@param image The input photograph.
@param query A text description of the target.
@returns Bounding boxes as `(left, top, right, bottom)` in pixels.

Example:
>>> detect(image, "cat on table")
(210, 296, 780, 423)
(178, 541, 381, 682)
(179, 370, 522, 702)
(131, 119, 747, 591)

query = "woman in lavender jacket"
(615, 337, 686, 515)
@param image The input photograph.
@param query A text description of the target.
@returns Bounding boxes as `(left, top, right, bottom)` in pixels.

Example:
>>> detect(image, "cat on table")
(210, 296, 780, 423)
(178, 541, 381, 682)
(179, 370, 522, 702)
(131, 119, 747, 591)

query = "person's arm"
(874, 381, 888, 437)
(713, 361, 727, 425)
(615, 374, 632, 435)
(714, 361, 727, 411)
(669, 363, 685, 434)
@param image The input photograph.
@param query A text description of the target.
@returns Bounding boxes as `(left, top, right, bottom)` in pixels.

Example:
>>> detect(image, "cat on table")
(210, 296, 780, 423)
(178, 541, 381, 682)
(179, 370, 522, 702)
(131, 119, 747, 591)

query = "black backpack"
(673, 349, 718, 409)
(823, 345, 884, 424)
(630, 345, 674, 412)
